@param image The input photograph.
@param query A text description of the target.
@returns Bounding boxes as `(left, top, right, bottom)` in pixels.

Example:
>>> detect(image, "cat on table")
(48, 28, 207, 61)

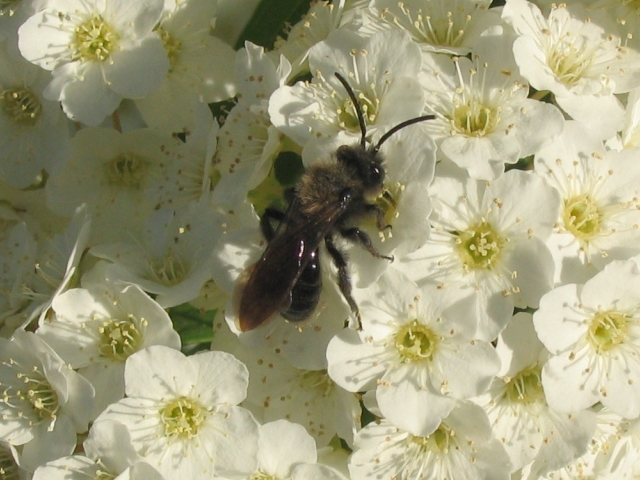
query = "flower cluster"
(2, 0, 640, 478)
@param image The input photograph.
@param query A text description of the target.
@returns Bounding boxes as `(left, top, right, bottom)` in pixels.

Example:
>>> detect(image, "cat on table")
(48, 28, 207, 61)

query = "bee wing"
(237, 200, 346, 331)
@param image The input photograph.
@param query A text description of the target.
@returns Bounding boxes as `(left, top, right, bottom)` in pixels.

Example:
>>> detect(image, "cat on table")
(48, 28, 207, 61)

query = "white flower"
(418, 34, 565, 180)
(593, 415, 640, 479)
(134, 0, 237, 133)
(0, 189, 78, 337)
(348, 402, 511, 480)
(534, 121, 640, 285)
(32, 420, 164, 480)
(36, 273, 181, 416)
(211, 317, 360, 447)
(90, 200, 224, 308)
(570, 0, 640, 52)
(144, 105, 220, 210)
(18, 0, 169, 126)
(211, 42, 290, 209)
(0, 0, 46, 48)
(525, 406, 624, 480)
(45, 127, 190, 244)
(477, 313, 596, 477)
(359, 0, 498, 56)
(534, 257, 640, 418)
(0, 441, 23, 479)
(274, 0, 349, 77)
(399, 168, 560, 340)
(613, 86, 640, 150)
(19, 205, 91, 328)
(502, 0, 640, 139)
(225, 268, 353, 369)
(0, 330, 94, 472)
(327, 269, 501, 437)
(269, 29, 424, 147)
(0, 42, 69, 189)
(96, 345, 259, 479)
(217, 419, 348, 480)
(0, 221, 36, 337)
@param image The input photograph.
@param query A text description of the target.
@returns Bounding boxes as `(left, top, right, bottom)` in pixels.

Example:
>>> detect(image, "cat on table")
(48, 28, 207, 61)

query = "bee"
(237, 72, 434, 332)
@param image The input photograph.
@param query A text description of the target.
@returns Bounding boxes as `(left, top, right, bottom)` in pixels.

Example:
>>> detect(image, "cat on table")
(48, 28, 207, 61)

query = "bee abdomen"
(282, 250, 322, 322)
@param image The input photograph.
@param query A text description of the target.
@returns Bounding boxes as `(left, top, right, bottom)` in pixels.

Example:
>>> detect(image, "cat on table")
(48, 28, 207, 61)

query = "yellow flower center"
(98, 317, 144, 361)
(106, 153, 148, 188)
(409, 423, 455, 454)
(250, 472, 278, 480)
(0, 0, 19, 16)
(504, 364, 545, 404)
(588, 311, 628, 353)
(563, 193, 602, 241)
(1, 87, 41, 127)
(452, 98, 499, 137)
(150, 254, 187, 286)
(297, 369, 334, 397)
(71, 13, 120, 62)
(0, 444, 19, 480)
(546, 37, 593, 86)
(337, 89, 379, 132)
(9, 368, 60, 422)
(455, 221, 503, 270)
(160, 396, 207, 440)
(395, 320, 438, 363)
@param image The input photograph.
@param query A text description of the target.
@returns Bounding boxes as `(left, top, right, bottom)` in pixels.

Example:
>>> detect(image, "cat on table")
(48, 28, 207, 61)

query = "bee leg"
(260, 207, 286, 240)
(324, 234, 362, 330)
(260, 188, 295, 240)
(365, 203, 391, 232)
(340, 227, 394, 262)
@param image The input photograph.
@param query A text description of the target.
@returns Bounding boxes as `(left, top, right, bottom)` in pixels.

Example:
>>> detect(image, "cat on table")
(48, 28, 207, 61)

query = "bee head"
(336, 144, 385, 196)
(333, 71, 435, 176)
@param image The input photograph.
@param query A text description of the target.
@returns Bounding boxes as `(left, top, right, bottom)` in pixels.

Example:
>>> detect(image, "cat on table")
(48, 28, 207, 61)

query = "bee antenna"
(334, 72, 367, 149)
(373, 114, 436, 152)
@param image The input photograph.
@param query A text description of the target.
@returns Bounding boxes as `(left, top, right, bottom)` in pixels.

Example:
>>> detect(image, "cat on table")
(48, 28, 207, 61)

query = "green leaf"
(169, 303, 217, 350)
(235, 0, 311, 50)
(274, 150, 304, 186)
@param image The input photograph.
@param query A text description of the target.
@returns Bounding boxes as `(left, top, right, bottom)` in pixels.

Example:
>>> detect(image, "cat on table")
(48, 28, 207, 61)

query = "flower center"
(337, 90, 379, 132)
(563, 193, 602, 241)
(452, 99, 499, 137)
(378, 2, 476, 48)
(160, 396, 207, 440)
(150, 254, 187, 286)
(409, 424, 455, 454)
(0, 443, 19, 480)
(105, 153, 148, 188)
(98, 318, 144, 361)
(157, 27, 181, 71)
(455, 221, 503, 270)
(94, 470, 116, 480)
(546, 39, 593, 86)
(0, 0, 19, 16)
(365, 185, 402, 239)
(395, 320, 438, 363)
(504, 364, 545, 404)
(297, 369, 334, 397)
(250, 472, 278, 480)
(588, 311, 628, 353)
(1, 87, 42, 127)
(2, 365, 60, 424)
(71, 13, 120, 62)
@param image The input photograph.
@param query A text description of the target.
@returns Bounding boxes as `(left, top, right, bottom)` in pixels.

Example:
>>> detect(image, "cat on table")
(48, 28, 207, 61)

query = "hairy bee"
(237, 72, 433, 331)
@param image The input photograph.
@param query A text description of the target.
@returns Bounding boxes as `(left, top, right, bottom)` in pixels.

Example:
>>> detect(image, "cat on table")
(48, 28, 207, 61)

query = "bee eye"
(370, 165, 383, 182)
